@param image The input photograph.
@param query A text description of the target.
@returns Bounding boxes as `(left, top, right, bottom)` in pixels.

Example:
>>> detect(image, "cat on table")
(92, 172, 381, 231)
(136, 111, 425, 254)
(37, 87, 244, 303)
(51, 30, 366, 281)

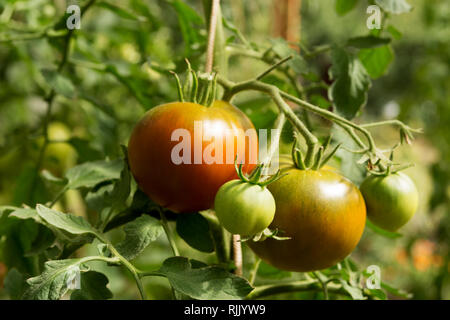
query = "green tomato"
(360, 172, 418, 232)
(214, 180, 276, 236)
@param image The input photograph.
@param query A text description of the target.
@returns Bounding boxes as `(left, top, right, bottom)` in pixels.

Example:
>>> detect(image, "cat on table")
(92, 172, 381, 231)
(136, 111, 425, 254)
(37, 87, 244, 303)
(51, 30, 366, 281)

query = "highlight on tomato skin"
(127, 100, 258, 213)
(248, 167, 367, 272)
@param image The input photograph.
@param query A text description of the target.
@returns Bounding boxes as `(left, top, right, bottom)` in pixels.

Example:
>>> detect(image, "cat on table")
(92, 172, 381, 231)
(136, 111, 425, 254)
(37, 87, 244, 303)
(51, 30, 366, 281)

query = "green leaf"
(159, 257, 253, 300)
(36, 204, 98, 236)
(116, 215, 164, 260)
(68, 138, 104, 162)
(23, 259, 84, 300)
(347, 36, 391, 49)
(257, 260, 292, 279)
(270, 38, 308, 74)
(4, 268, 27, 300)
(358, 45, 394, 79)
(24, 224, 55, 257)
(375, 0, 412, 14)
(380, 281, 413, 299)
(170, 0, 205, 55)
(70, 271, 113, 300)
(13, 164, 49, 207)
(366, 288, 387, 300)
(366, 220, 402, 238)
(335, 0, 359, 16)
(65, 159, 123, 190)
(386, 25, 402, 39)
(41, 69, 76, 99)
(328, 47, 371, 119)
(332, 125, 366, 185)
(176, 213, 214, 253)
(96, 2, 144, 21)
(340, 280, 366, 300)
(1, 206, 39, 222)
(41, 170, 67, 185)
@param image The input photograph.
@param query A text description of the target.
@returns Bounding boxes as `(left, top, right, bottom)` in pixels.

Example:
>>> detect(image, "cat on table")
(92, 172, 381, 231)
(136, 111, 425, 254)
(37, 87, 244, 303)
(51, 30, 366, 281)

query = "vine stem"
(245, 280, 346, 300)
(232, 235, 243, 276)
(29, 0, 97, 204)
(312, 272, 329, 300)
(159, 209, 180, 256)
(219, 77, 378, 157)
(248, 258, 261, 286)
(205, 0, 220, 73)
(96, 234, 147, 300)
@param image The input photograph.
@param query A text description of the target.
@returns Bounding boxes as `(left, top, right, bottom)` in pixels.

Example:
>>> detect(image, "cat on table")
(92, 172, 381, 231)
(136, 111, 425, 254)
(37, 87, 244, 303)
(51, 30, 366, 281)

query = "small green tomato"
(214, 179, 276, 236)
(360, 172, 419, 232)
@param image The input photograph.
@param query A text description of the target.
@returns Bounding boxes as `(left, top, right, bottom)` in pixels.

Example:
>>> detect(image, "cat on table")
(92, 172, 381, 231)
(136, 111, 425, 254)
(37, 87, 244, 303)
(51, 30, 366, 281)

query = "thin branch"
(232, 234, 243, 276)
(246, 280, 346, 300)
(205, 0, 220, 73)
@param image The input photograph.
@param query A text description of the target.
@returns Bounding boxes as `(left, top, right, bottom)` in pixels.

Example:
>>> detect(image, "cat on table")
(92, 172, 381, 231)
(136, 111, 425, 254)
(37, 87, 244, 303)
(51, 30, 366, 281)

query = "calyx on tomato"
(291, 133, 341, 171)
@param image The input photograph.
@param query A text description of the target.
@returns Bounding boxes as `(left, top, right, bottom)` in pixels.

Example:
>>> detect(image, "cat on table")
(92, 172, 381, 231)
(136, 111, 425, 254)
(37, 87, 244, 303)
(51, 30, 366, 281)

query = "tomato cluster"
(128, 96, 418, 272)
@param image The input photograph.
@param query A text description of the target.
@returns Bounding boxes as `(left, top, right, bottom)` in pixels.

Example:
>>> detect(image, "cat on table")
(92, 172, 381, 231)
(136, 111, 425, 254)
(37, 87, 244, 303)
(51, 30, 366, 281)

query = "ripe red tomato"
(248, 167, 366, 272)
(360, 172, 418, 232)
(128, 101, 258, 213)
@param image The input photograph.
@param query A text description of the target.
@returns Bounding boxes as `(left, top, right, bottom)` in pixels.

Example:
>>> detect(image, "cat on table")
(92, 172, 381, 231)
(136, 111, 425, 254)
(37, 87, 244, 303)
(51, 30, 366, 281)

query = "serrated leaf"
(23, 259, 83, 300)
(335, 0, 359, 16)
(36, 204, 97, 236)
(375, 0, 412, 14)
(1, 206, 39, 222)
(41, 69, 76, 98)
(328, 46, 371, 119)
(70, 271, 113, 300)
(65, 159, 123, 190)
(159, 257, 253, 300)
(176, 213, 214, 253)
(359, 45, 394, 79)
(347, 36, 391, 49)
(116, 215, 164, 260)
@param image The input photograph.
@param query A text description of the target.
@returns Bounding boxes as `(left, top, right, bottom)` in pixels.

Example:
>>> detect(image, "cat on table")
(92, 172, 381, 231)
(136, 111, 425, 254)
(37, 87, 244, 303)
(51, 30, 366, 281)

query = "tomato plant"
(360, 172, 419, 232)
(0, 0, 445, 302)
